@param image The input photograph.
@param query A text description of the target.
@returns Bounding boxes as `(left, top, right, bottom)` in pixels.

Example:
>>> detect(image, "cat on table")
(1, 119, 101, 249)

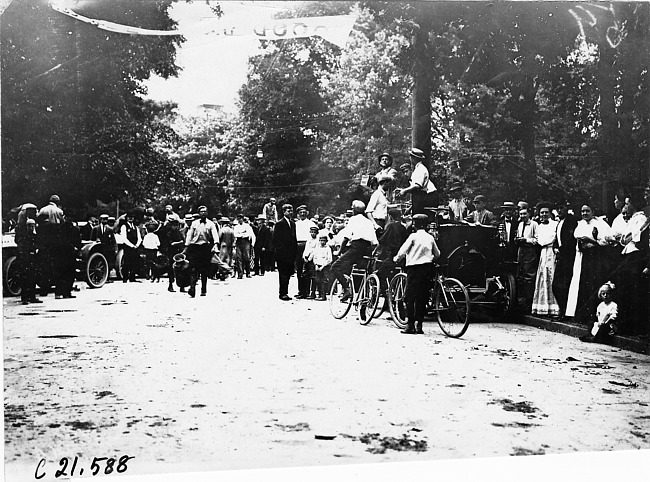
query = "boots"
(401, 320, 416, 334)
(415, 320, 424, 335)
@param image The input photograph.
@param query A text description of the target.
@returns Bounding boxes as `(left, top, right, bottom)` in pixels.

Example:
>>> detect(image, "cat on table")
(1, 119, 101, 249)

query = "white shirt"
(574, 217, 612, 247)
(234, 223, 255, 245)
(535, 220, 558, 247)
(621, 211, 648, 255)
(344, 214, 378, 245)
(296, 218, 317, 242)
(517, 220, 538, 243)
(394, 229, 439, 266)
(611, 213, 627, 237)
(142, 232, 160, 250)
(366, 187, 388, 221)
(410, 162, 436, 193)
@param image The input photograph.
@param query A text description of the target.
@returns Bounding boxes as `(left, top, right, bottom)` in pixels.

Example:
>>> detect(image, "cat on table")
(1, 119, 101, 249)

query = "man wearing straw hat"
(394, 148, 437, 219)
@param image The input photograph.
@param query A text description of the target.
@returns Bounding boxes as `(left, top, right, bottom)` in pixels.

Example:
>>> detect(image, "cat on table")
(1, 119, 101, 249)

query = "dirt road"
(3, 274, 649, 481)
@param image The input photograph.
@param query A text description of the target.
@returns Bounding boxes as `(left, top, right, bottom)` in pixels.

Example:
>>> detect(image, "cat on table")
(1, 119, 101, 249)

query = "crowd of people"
(7, 146, 650, 342)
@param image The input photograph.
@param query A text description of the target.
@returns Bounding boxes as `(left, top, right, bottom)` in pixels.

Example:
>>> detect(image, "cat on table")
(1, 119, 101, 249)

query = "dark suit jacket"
(271, 217, 297, 264)
(91, 224, 116, 247)
(556, 215, 578, 254)
(255, 224, 272, 251)
(498, 218, 519, 261)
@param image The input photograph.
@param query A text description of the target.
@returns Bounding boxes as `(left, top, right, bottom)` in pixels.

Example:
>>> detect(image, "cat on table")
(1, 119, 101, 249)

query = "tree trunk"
(411, 10, 433, 163)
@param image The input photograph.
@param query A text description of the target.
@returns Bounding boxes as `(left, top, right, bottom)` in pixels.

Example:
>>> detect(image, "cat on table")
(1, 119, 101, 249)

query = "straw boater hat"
(256, 214, 265, 220)
(184, 214, 194, 221)
(220, 216, 230, 223)
(500, 201, 516, 210)
(409, 148, 426, 160)
(99, 214, 109, 219)
(449, 182, 463, 192)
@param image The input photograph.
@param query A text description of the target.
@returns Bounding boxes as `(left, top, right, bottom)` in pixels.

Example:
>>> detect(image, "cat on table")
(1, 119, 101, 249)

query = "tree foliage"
(1, 0, 193, 216)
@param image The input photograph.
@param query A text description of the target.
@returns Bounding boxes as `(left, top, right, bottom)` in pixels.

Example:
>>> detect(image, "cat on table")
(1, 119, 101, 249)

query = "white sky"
(144, 1, 296, 115)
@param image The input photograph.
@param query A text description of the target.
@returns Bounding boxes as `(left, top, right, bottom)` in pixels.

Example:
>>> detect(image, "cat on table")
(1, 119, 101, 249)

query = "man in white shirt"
(183, 205, 219, 297)
(329, 200, 378, 301)
(38, 194, 65, 224)
(294, 205, 318, 298)
(234, 214, 255, 279)
(393, 214, 441, 334)
(515, 206, 539, 312)
(366, 174, 390, 232)
(395, 148, 437, 219)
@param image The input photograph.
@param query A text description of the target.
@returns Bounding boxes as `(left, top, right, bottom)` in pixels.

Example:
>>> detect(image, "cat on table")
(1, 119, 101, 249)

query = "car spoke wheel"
(85, 252, 109, 288)
(3, 256, 22, 297)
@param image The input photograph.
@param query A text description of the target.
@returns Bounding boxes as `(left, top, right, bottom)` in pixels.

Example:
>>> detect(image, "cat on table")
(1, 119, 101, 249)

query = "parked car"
(2, 229, 109, 297)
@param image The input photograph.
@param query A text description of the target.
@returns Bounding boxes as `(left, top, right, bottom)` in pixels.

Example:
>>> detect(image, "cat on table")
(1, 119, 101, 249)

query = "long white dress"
(531, 220, 559, 316)
(565, 217, 613, 317)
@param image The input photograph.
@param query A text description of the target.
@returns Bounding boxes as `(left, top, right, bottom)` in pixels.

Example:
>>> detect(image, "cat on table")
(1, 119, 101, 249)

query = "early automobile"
(2, 228, 109, 297)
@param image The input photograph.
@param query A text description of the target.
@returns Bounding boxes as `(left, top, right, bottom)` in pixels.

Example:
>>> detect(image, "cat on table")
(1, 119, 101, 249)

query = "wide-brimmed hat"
(473, 195, 486, 203)
(219, 216, 230, 223)
(256, 214, 266, 220)
(449, 182, 463, 191)
(409, 148, 425, 160)
(184, 214, 194, 221)
(500, 201, 516, 209)
(99, 214, 109, 219)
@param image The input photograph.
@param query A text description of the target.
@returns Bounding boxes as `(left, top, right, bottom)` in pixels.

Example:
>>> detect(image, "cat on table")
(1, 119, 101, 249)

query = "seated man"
(375, 207, 409, 295)
(465, 195, 495, 226)
(329, 200, 378, 300)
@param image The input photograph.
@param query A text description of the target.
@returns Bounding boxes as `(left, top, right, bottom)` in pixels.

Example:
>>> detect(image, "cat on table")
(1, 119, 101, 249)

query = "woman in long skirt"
(566, 204, 614, 326)
(532, 203, 559, 316)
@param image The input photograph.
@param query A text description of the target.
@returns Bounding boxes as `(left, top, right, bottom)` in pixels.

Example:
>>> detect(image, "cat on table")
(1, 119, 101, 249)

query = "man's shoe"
(29, 298, 43, 304)
(21, 300, 29, 305)
(246, 274, 251, 278)
(316, 297, 327, 301)
(295, 293, 305, 299)
(168, 286, 175, 292)
(188, 287, 196, 298)
(307, 294, 316, 300)
(401, 329, 417, 334)
(340, 291, 352, 302)
(63, 294, 76, 299)
(279, 295, 291, 301)
(200, 292, 206, 296)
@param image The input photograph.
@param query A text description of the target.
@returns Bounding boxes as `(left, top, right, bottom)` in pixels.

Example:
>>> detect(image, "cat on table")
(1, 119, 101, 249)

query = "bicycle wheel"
(329, 275, 352, 319)
(435, 277, 471, 338)
(358, 273, 381, 325)
(387, 272, 408, 329)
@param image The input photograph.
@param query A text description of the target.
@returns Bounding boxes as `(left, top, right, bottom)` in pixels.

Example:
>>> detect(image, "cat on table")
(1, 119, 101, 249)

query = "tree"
(1, 0, 192, 216)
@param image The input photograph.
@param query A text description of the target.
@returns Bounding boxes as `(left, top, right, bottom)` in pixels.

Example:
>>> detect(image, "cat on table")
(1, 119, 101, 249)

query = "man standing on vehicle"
(329, 200, 378, 301)
(394, 148, 437, 220)
(183, 205, 219, 297)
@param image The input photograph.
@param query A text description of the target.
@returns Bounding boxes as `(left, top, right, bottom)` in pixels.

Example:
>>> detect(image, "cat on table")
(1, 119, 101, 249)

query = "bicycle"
(329, 256, 381, 324)
(387, 265, 471, 338)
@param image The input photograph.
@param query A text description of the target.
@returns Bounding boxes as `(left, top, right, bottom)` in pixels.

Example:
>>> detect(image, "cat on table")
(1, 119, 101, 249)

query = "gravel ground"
(3, 274, 650, 481)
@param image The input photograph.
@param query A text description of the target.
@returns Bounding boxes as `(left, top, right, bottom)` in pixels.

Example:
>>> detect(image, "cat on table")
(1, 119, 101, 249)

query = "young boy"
(308, 231, 333, 301)
(302, 226, 320, 299)
(393, 214, 440, 334)
(142, 222, 161, 282)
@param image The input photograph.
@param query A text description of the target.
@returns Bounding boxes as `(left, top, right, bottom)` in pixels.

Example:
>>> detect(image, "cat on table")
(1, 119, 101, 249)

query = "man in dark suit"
(91, 214, 117, 282)
(552, 201, 578, 321)
(271, 204, 297, 301)
(253, 215, 272, 276)
(496, 201, 519, 262)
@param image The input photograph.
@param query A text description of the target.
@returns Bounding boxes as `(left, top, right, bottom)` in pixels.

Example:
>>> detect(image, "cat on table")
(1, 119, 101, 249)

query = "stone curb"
(521, 315, 650, 356)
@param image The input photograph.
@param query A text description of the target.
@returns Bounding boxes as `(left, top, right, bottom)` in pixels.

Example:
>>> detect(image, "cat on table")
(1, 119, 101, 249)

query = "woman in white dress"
(565, 204, 614, 326)
(532, 203, 559, 316)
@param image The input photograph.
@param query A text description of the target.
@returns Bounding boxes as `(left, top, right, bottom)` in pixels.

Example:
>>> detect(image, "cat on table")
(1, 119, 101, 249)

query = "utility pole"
(411, 5, 433, 163)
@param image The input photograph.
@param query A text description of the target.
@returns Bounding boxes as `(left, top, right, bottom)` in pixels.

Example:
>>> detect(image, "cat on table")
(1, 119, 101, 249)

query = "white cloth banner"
(50, 3, 357, 48)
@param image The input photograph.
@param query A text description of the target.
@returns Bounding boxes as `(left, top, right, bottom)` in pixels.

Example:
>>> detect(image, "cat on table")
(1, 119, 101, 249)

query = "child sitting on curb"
(580, 281, 618, 343)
